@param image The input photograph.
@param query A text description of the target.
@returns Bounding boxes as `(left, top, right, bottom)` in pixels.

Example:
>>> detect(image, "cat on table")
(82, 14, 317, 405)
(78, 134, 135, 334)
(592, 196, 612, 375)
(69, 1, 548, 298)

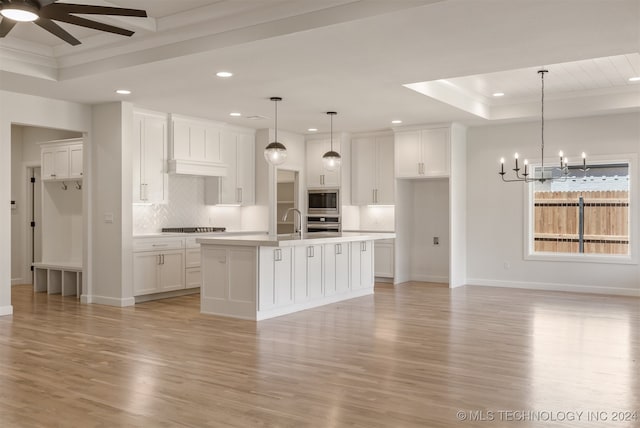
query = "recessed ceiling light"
(629, 76, 640, 82)
(493, 92, 505, 97)
(391, 120, 402, 124)
(229, 112, 241, 117)
(308, 128, 318, 132)
(115, 89, 131, 95)
(216, 71, 233, 78)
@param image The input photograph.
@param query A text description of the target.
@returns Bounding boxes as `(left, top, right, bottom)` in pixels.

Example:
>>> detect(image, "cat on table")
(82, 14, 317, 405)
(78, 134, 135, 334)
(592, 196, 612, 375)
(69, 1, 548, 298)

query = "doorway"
(27, 167, 42, 284)
(276, 169, 299, 234)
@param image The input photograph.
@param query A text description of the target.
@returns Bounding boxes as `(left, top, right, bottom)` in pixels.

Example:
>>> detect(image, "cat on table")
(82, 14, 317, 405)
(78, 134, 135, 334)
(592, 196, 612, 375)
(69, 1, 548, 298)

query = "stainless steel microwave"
(307, 188, 340, 215)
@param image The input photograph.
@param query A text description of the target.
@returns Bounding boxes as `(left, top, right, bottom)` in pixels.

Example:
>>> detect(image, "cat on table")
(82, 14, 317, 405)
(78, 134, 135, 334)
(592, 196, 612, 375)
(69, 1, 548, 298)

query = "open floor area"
(1, 283, 638, 427)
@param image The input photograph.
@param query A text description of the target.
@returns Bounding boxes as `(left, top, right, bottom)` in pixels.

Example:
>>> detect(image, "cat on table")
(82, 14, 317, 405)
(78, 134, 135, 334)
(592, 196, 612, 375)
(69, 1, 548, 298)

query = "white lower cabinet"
(294, 244, 323, 302)
(374, 239, 395, 278)
(351, 240, 373, 290)
(324, 242, 350, 296)
(185, 243, 202, 289)
(133, 249, 185, 296)
(259, 247, 293, 311)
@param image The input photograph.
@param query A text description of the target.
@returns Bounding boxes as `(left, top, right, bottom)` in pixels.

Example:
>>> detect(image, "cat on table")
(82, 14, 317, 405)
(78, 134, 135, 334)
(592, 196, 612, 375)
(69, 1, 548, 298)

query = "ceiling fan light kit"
(0, 0, 147, 46)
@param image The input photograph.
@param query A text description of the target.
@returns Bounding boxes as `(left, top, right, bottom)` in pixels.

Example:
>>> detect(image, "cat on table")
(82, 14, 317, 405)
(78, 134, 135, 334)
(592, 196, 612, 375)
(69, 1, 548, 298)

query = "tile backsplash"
(133, 175, 259, 234)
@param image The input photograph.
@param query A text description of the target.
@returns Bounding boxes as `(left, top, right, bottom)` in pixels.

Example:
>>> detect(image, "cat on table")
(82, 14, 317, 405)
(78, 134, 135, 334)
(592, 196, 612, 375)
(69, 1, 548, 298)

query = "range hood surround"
(168, 159, 228, 176)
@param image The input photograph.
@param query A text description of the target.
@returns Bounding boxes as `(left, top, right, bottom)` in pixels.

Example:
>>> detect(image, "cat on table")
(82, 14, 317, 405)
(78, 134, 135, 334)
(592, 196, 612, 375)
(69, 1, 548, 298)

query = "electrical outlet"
(503, 262, 511, 270)
(433, 237, 439, 245)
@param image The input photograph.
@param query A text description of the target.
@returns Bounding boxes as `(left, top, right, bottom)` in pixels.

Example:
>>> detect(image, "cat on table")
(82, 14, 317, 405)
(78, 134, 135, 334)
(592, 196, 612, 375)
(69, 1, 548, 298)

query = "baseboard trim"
(88, 295, 136, 307)
(375, 277, 394, 284)
(410, 274, 449, 284)
(135, 288, 199, 303)
(467, 278, 640, 297)
(0, 305, 14, 316)
(11, 278, 25, 286)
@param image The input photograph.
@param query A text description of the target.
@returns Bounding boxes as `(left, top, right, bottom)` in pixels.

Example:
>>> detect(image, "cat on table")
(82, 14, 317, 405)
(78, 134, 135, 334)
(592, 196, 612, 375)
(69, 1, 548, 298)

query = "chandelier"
(499, 69, 588, 183)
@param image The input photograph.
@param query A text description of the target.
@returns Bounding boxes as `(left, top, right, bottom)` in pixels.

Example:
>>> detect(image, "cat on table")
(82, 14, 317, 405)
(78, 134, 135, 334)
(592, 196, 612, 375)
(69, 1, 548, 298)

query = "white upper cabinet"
(133, 110, 168, 204)
(40, 139, 83, 181)
(306, 138, 341, 188)
(351, 134, 394, 205)
(395, 127, 450, 178)
(169, 114, 226, 176)
(205, 129, 255, 206)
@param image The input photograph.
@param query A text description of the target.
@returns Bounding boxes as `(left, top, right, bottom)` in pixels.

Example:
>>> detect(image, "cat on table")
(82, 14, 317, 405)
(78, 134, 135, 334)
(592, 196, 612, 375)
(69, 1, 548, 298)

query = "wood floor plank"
(0, 283, 638, 427)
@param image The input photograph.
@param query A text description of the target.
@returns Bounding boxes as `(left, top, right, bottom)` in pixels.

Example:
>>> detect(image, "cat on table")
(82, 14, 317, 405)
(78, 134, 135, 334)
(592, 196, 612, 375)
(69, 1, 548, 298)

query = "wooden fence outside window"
(534, 190, 629, 254)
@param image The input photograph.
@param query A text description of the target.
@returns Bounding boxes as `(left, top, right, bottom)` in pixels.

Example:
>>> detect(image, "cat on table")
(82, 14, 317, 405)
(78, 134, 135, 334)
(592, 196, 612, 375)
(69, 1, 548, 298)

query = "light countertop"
(196, 232, 396, 247)
(133, 231, 268, 238)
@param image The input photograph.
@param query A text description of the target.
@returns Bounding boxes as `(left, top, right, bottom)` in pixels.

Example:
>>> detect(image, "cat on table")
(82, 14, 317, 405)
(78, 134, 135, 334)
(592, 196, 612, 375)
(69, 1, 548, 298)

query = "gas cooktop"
(161, 227, 226, 233)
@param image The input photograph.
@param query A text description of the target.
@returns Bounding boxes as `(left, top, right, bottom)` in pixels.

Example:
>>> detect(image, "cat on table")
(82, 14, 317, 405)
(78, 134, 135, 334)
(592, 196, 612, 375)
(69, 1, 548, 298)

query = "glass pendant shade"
(322, 111, 340, 171)
(1, 3, 39, 22)
(264, 141, 287, 165)
(322, 150, 341, 171)
(264, 97, 287, 166)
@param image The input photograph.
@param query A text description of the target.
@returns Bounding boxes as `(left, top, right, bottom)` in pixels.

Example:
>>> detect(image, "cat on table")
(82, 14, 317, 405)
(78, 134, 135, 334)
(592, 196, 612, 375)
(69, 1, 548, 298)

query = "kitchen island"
(197, 232, 395, 320)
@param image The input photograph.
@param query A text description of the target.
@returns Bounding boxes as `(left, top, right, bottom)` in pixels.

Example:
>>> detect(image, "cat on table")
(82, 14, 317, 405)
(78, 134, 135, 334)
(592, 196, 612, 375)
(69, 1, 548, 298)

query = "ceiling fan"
(0, 0, 147, 46)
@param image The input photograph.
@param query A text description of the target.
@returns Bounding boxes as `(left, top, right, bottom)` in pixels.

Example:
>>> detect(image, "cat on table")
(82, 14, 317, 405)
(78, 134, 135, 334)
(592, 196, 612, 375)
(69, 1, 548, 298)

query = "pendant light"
(322, 111, 341, 171)
(264, 97, 287, 166)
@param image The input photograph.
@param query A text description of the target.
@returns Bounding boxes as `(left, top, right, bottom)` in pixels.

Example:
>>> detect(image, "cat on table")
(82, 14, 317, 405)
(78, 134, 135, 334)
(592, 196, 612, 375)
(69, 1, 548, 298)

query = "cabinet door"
(69, 144, 83, 178)
(374, 240, 394, 278)
(218, 131, 238, 204)
(185, 248, 201, 268)
(133, 251, 160, 296)
(335, 243, 350, 293)
(202, 247, 228, 300)
(53, 146, 69, 179)
(350, 242, 362, 290)
(42, 148, 56, 180)
(132, 115, 144, 203)
(375, 136, 395, 204)
(395, 131, 422, 178)
(275, 247, 293, 306)
(143, 115, 168, 204)
(360, 241, 373, 288)
(306, 139, 326, 187)
(324, 244, 336, 297)
(307, 245, 323, 299)
(351, 137, 376, 205)
(294, 246, 308, 303)
(421, 128, 450, 176)
(236, 133, 255, 206)
(159, 250, 185, 292)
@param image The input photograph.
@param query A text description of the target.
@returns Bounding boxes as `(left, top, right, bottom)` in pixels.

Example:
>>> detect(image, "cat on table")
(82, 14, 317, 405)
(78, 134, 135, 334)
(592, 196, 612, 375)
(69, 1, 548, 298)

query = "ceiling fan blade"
(40, 13, 135, 37)
(0, 18, 17, 37)
(43, 3, 147, 18)
(34, 17, 80, 45)
(38, 0, 58, 6)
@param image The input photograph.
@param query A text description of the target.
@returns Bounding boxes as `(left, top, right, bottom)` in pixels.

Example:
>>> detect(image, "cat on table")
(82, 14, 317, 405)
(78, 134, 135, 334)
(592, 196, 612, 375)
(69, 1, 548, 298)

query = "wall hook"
(61, 182, 68, 190)
(75, 181, 82, 190)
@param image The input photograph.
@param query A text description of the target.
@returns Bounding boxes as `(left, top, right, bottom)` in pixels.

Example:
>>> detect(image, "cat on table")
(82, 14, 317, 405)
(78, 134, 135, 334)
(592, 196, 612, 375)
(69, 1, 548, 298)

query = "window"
(526, 159, 634, 262)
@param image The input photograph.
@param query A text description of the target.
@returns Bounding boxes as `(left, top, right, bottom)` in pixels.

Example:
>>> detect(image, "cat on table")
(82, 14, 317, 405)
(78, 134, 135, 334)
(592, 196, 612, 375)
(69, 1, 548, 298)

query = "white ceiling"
(0, 0, 638, 134)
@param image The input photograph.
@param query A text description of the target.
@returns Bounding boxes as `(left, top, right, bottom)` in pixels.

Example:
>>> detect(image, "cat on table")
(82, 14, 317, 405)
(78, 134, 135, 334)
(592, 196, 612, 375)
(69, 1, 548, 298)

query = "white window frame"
(523, 153, 637, 265)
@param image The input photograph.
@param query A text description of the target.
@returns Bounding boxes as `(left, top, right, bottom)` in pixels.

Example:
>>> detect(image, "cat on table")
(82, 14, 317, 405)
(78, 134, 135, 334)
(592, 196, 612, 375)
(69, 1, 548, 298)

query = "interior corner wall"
(466, 112, 640, 295)
(449, 123, 467, 287)
(90, 102, 134, 306)
(0, 90, 92, 316)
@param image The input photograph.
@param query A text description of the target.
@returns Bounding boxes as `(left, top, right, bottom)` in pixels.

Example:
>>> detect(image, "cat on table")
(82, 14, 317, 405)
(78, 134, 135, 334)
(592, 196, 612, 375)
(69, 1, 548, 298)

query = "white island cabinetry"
(199, 232, 395, 320)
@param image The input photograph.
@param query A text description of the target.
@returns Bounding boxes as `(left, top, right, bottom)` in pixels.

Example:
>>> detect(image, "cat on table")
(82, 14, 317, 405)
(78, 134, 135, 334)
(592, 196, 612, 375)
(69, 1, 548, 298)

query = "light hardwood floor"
(1, 283, 638, 427)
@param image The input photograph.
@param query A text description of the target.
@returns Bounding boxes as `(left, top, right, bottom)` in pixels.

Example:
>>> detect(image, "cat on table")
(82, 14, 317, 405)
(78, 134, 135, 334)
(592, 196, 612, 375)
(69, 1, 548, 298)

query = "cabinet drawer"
(133, 238, 184, 252)
(185, 237, 200, 249)
(185, 268, 201, 289)
(186, 248, 201, 268)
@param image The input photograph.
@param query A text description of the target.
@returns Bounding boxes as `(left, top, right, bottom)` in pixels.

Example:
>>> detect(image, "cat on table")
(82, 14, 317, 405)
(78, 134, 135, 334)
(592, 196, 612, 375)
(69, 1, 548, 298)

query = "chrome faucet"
(283, 208, 303, 237)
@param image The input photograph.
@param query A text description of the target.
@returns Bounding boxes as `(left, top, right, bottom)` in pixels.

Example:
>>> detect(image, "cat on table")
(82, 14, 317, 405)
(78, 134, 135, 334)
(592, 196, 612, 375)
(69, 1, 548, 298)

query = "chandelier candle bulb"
(524, 159, 529, 176)
(564, 157, 568, 167)
(500, 157, 505, 174)
(514, 153, 519, 171)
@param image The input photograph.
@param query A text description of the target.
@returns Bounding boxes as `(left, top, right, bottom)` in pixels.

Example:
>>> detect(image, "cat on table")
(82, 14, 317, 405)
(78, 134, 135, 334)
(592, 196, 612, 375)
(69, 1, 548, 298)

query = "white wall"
(0, 91, 92, 316)
(467, 112, 640, 295)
